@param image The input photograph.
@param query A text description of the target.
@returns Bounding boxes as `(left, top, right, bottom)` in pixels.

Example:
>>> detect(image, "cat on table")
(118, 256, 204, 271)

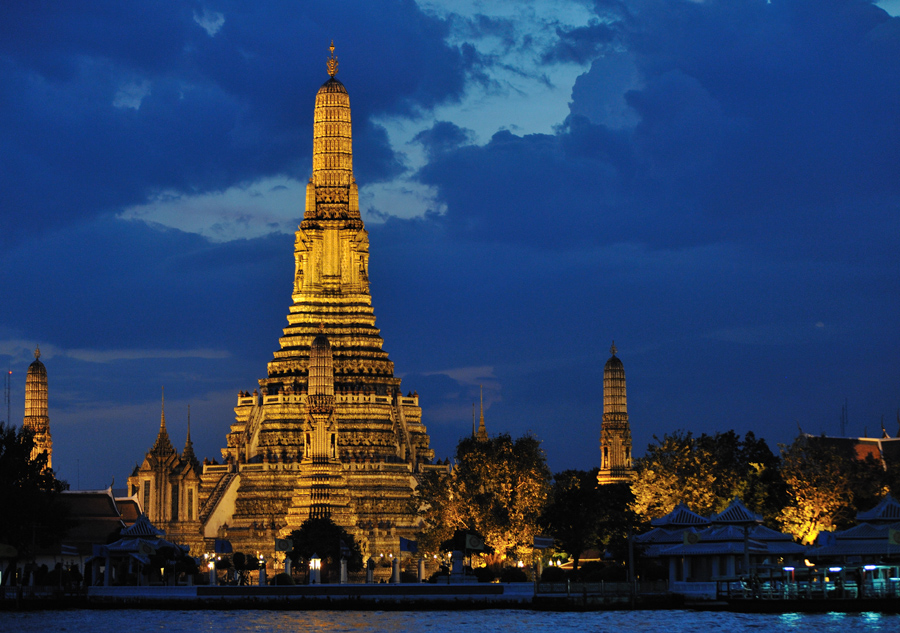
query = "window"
(171, 483, 179, 521)
(188, 489, 194, 521)
(143, 480, 150, 514)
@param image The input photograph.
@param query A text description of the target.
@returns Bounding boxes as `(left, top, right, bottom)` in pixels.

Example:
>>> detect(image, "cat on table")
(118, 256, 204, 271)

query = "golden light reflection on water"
(3, 609, 900, 633)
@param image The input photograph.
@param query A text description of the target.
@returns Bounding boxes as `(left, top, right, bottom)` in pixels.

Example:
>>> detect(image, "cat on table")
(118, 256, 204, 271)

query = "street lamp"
(310, 553, 321, 584)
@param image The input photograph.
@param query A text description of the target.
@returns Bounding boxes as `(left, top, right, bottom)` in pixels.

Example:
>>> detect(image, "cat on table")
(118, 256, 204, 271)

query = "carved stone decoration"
(149, 47, 444, 562)
(597, 342, 634, 485)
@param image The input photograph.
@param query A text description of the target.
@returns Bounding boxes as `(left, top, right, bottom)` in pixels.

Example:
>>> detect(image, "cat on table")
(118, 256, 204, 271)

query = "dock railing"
(536, 580, 667, 597)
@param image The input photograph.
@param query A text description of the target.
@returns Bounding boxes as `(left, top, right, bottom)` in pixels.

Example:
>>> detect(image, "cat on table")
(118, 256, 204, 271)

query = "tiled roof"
(60, 491, 119, 518)
(856, 494, 900, 523)
(650, 503, 709, 528)
(751, 524, 796, 542)
(120, 514, 165, 537)
(710, 498, 762, 525)
(36, 489, 125, 556)
(660, 539, 769, 557)
(116, 499, 141, 524)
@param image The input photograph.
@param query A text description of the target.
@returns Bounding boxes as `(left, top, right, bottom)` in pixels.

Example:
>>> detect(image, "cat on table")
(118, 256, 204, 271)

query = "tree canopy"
(415, 433, 551, 563)
(632, 430, 786, 524)
(777, 434, 893, 544)
(0, 423, 70, 559)
(286, 516, 363, 576)
(540, 471, 638, 570)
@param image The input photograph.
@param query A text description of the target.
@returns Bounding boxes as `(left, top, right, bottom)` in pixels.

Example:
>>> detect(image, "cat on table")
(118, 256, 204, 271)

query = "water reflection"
(2, 609, 900, 633)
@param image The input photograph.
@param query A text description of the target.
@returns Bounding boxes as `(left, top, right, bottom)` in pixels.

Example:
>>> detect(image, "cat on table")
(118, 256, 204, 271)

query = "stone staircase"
(200, 471, 237, 523)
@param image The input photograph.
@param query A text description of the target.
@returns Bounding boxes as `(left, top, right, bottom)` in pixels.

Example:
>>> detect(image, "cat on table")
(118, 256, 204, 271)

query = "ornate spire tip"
(327, 41, 339, 77)
(34, 345, 41, 360)
(610, 341, 617, 357)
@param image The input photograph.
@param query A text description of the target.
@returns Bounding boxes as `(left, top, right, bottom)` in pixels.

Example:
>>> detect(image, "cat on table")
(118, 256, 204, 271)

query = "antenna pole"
(3, 367, 10, 426)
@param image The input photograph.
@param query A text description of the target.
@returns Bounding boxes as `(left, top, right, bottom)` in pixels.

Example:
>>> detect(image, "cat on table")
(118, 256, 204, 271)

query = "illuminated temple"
(23, 346, 52, 469)
(129, 46, 438, 558)
(597, 342, 633, 485)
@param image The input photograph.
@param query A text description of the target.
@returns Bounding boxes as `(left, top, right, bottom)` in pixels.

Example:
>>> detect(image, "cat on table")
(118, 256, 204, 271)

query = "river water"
(2, 609, 899, 632)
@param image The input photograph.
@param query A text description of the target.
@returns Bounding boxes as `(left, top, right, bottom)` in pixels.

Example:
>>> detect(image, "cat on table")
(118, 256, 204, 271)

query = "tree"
(415, 433, 551, 563)
(413, 467, 457, 555)
(632, 430, 785, 524)
(593, 481, 641, 561)
(286, 516, 363, 581)
(0, 423, 70, 565)
(540, 470, 601, 570)
(231, 551, 259, 585)
(632, 431, 718, 519)
(777, 435, 856, 544)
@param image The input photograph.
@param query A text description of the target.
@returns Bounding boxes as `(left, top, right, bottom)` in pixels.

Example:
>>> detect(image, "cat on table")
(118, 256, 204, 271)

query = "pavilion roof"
(856, 494, 900, 523)
(120, 514, 165, 538)
(650, 503, 709, 528)
(710, 498, 763, 525)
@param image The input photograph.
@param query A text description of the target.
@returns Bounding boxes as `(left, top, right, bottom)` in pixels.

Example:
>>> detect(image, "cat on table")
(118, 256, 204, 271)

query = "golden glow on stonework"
(597, 341, 633, 485)
(128, 49, 438, 565)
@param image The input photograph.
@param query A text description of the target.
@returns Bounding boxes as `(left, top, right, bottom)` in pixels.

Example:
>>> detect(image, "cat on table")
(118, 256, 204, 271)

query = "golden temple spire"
(151, 386, 175, 457)
(327, 41, 339, 77)
(24, 343, 51, 469)
(183, 404, 199, 466)
(598, 343, 632, 485)
(476, 385, 488, 442)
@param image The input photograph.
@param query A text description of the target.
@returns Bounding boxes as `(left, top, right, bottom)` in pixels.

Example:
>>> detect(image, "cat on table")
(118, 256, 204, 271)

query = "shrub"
(400, 571, 418, 583)
(428, 570, 449, 583)
(499, 567, 528, 583)
(540, 566, 567, 582)
(473, 566, 496, 583)
(272, 572, 294, 585)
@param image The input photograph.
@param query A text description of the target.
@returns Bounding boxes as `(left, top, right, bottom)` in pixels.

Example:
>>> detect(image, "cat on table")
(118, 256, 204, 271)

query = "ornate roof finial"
(160, 386, 166, 430)
(183, 404, 199, 467)
(34, 345, 41, 360)
(610, 341, 617, 357)
(151, 386, 175, 457)
(327, 41, 339, 77)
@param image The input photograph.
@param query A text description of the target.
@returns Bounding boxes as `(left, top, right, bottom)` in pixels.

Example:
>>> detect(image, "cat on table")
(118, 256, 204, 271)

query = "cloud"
(413, 0, 900, 264)
(0, 217, 292, 351)
(112, 79, 151, 109)
(542, 20, 616, 64)
(0, 1, 473, 245)
(64, 348, 230, 363)
(194, 8, 225, 37)
(3, 0, 900, 484)
(413, 120, 476, 160)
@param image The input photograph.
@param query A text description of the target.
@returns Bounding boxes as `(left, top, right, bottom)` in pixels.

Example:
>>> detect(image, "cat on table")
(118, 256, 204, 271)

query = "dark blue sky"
(2, 1, 899, 490)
